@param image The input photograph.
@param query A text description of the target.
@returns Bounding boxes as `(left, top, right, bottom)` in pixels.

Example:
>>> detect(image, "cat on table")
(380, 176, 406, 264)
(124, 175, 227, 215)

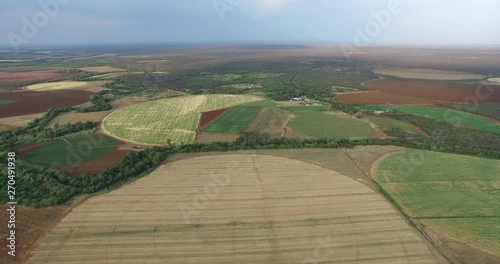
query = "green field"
(103, 94, 262, 145)
(25, 134, 119, 166)
(0, 99, 13, 105)
(375, 150, 500, 255)
(367, 115, 419, 133)
(360, 105, 500, 134)
(442, 103, 500, 121)
(202, 106, 261, 133)
(289, 110, 374, 139)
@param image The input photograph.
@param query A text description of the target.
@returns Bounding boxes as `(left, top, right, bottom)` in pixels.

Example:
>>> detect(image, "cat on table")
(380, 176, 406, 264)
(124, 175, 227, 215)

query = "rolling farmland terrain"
(360, 105, 500, 134)
(373, 150, 500, 257)
(28, 154, 444, 264)
(103, 94, 262, 145)
(2, 45, 500, 264)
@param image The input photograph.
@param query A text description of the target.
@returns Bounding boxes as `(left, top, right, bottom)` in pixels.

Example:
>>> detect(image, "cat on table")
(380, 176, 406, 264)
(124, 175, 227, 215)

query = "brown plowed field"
(336, 90, 434, 105)
(197, 108, 228, 128)
(0, 71, 62, 83)
(0, 90, 92, 118)
(63, 149, 130, 176)
(372, 79, 500, 102)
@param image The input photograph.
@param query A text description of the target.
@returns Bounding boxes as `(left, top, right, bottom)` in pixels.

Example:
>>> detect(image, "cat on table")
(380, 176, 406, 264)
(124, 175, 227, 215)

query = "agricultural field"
(103, 94, 262, 145)
(288, 110, 374, 139)
(245, 107, 289, 137)
(0, 70, 62, 84)
(23, 134, 119, 167)
(0, 90, 93, 118)
(202, 106, 261, 133)
(373, 68, 485, 80)
(441, 103, 500, 121)
(24, 81, 88, 91)
(367, 115, 419, 134)
(488, 78, 500, 83)
(373, 150, 500, 256)
(0, 113, 42, 131)
(362, 79, 500, 103)
(28, 154, 443, 264)
(360, 105, 500, 134)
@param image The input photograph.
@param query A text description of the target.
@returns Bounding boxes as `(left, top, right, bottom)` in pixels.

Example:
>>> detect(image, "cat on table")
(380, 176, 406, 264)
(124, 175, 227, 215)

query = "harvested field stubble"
(29, 154, 443, 264)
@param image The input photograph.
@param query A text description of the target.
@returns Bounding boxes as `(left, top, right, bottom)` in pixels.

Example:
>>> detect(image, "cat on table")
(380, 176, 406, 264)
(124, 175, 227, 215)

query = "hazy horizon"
(1, 0, 500, 48)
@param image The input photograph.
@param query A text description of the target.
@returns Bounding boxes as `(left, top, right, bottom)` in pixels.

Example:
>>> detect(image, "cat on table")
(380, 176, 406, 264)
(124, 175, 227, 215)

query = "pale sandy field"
(28, 154, 443, 264)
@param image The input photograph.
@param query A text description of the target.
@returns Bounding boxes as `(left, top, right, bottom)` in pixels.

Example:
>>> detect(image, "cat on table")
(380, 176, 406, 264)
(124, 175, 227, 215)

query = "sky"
(0, 0, 499, 47)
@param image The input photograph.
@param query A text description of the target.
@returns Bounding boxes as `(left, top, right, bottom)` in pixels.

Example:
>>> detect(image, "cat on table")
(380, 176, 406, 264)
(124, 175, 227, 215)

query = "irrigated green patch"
(367, 115, 419, 134)
(202, 106, 261, 133)
(0, 99, 13, 105)
(360, 105, 500, 134)
(25, 134, 119, 166)
(375, 150, 500, 255)
(289, 111, 374, 139)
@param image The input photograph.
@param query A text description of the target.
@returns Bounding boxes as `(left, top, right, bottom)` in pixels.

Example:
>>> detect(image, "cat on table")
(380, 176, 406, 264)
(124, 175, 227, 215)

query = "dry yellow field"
(373, 68, 485, 80)
(24, 81, 88, 91)
(29, 154, 443, 264)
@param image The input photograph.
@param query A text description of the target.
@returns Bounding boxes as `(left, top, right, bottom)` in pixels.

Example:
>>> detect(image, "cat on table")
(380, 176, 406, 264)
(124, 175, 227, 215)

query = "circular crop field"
(24, 81, 88, 91)
(374, 150, 500, 257)
(29, 154, 442, 264)
(102, 94, 262, 145)
(23, 134, 119, 168)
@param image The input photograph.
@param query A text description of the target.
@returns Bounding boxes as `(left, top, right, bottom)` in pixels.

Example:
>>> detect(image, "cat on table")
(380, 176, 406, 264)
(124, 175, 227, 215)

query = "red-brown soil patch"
(336, 90, 434, 105)
(0, 205, 66, 264)
(0, 90, 93, 118)
(197, 108, 229, 129)
(63, 148, 130, 176)
(15, 142, 48, 158)
(0, 70, 62, 84)
(365, 79, 500, 103)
